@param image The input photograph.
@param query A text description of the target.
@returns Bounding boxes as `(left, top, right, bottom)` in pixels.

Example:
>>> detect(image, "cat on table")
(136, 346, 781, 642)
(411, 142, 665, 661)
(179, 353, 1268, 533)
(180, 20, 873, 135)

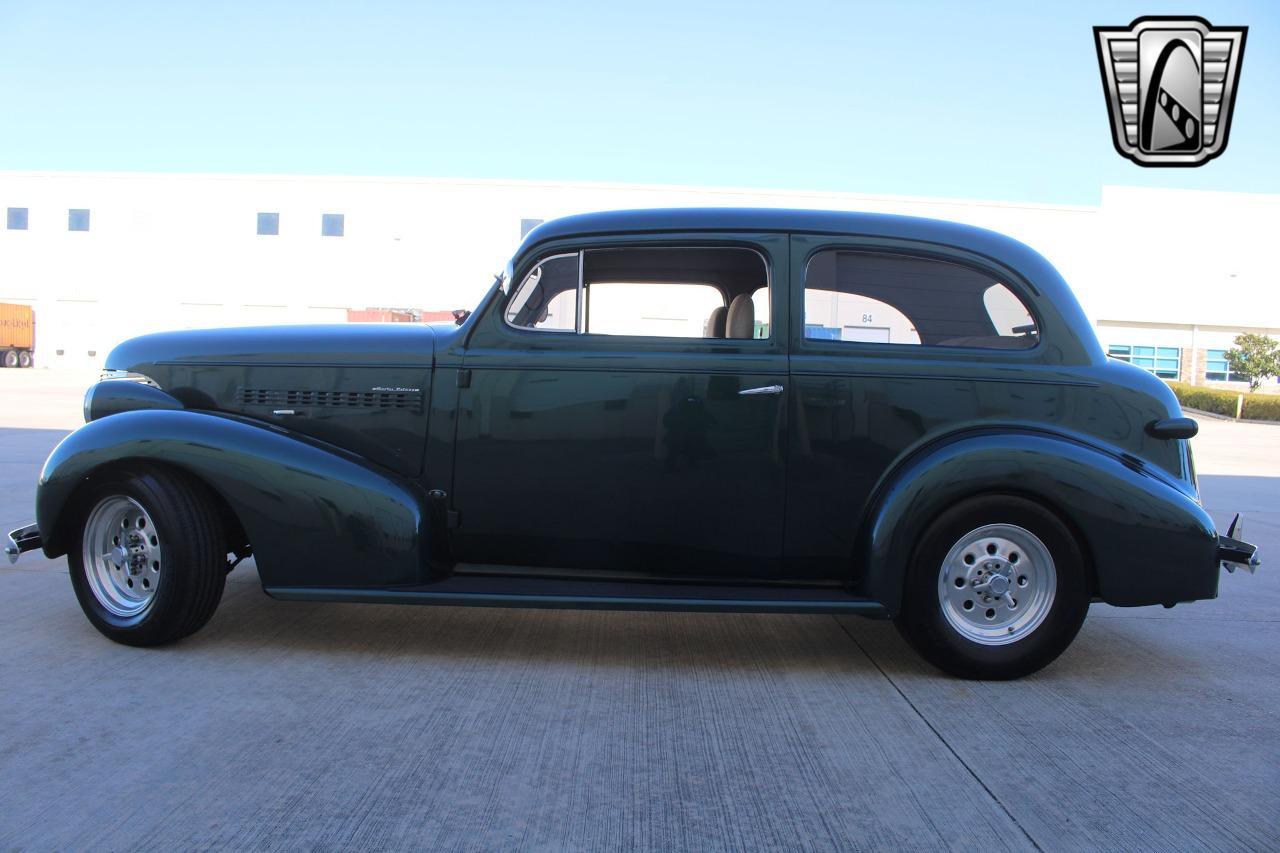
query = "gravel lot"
(1, 369, 1277, 851)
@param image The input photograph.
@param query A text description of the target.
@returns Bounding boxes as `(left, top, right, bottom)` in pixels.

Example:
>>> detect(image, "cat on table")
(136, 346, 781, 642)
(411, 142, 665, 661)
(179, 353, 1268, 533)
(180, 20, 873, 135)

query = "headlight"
(99, 369, 160, 387)
(85, 372, 178, 422)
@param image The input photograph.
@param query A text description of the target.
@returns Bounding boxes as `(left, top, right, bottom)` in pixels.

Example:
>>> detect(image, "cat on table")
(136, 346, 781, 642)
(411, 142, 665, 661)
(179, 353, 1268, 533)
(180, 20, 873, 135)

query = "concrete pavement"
(0, 372, 1276, 850)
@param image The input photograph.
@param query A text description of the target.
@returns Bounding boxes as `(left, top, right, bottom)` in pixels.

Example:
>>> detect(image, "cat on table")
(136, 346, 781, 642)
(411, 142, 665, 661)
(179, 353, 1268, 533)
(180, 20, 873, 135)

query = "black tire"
(68, 466, 227, 646)
(1, 350, 16, 368)
(894, 494, 1090, 680)
(17, 350, 31, 368)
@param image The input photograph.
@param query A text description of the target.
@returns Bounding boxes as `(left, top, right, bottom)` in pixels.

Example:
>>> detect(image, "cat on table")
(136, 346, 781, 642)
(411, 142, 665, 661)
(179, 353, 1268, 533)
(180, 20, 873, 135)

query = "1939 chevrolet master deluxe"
(5, 209, 1260, 678)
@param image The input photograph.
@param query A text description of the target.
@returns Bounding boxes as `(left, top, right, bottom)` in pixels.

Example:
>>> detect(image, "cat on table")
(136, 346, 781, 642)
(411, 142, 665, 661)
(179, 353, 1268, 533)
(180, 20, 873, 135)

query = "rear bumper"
(1218, 514, 1260, 575)
(4, 524, 41, 565)
(1218, 535, 1260, 574)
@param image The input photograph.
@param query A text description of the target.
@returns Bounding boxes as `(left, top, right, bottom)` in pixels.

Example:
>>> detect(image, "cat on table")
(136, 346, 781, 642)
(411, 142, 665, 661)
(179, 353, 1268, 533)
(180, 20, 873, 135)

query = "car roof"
(518, 207, 1062, 296)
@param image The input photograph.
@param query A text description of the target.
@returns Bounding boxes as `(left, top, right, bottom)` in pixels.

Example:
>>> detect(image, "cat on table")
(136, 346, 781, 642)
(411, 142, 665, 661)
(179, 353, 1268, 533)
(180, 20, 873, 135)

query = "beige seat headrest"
(705, 305, 727, 338)
(725, 294, 755, 339)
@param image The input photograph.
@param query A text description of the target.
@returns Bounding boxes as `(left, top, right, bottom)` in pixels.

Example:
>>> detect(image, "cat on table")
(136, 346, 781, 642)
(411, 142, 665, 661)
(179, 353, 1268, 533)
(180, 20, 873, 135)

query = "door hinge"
(428, 489, 460, 528)
(456, 368, 472, 389)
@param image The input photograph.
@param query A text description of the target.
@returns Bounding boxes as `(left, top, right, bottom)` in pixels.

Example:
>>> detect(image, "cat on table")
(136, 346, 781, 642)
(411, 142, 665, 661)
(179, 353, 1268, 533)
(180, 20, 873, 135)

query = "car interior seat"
(725, 295, 754, 339)
(705, 305, 727, 338)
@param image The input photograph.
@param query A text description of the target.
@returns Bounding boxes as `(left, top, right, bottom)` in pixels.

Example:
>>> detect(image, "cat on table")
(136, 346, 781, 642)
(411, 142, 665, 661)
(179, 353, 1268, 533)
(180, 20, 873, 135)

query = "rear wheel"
(2, 350, 16, 368)
(17, 350, 31, 368)
(68, 466, 227, 646)
(894, 495, 1089, 679)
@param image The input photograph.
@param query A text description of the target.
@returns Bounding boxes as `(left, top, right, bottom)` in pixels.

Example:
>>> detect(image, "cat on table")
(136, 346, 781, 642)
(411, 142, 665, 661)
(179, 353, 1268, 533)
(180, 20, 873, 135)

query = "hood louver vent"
(239, 388, 422, 411)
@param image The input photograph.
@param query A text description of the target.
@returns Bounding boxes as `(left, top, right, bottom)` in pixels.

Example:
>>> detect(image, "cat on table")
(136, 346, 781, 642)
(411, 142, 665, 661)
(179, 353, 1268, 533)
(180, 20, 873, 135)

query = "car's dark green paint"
(38, 409, 426, 589)
(107, 325, 436, 476)
(451, 232, 789, 578)
(32, 208, 1233, 613)
(859, 430, 1216, 612)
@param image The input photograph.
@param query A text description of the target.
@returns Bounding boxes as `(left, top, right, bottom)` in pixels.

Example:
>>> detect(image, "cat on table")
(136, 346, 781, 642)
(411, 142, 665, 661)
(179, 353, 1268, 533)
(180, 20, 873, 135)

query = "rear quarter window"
(803, 250, 1038, 350)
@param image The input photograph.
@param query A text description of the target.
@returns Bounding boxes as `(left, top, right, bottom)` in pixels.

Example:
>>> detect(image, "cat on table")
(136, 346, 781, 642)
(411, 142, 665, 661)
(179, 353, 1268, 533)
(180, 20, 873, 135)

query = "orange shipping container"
(0, 303, 35, 350)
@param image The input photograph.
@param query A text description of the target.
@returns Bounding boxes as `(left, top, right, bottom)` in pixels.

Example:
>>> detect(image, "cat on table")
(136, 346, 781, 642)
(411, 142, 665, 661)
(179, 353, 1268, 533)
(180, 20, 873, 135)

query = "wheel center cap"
(988, 573, 1011, 595)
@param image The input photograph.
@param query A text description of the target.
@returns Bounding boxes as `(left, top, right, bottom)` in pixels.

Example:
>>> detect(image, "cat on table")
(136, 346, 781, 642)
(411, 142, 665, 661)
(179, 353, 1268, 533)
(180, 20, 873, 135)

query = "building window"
(7, 208, 28, 230)
(1108, 344, 1180, 379)
(321, 213, 344, 237)
(257, 212, 279, 236)
(68, 209, 90, 232)
(1205, 349, 1247, 382)
(520, 218, 545, 238)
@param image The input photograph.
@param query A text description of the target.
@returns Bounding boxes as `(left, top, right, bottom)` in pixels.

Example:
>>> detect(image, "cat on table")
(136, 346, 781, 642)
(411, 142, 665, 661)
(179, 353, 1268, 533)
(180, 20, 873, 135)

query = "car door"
(450, 233, 790, 579)
(785, 234, 1047, 579)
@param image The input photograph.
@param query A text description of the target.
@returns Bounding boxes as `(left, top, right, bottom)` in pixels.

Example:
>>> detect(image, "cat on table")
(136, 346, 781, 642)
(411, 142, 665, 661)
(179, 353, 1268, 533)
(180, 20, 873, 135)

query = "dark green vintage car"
(5, 209, 1260, 678)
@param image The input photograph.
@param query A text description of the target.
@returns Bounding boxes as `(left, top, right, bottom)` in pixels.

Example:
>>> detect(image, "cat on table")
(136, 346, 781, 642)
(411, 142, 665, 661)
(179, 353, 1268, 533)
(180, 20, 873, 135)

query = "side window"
(804, 289, 919, 344)
(506, 253, 579, 332)
(983, 283, 1036, 337)
(586, 282, 723, 338)
(505, 246, 770, 340)
(802, 250, 1038, 349)
(750, 286, 771, 340)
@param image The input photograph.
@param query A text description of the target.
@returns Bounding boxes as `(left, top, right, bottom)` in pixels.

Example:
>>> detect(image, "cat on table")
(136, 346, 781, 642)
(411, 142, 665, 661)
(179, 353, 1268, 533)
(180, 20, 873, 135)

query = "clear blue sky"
(1, 0, 1277, 204)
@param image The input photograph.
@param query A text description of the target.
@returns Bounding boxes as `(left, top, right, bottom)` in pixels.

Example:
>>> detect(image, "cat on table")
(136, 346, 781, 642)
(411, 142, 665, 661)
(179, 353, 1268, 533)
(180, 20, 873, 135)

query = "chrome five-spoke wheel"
(937, 523, 1056, 646)
(82, 495, 163, 617)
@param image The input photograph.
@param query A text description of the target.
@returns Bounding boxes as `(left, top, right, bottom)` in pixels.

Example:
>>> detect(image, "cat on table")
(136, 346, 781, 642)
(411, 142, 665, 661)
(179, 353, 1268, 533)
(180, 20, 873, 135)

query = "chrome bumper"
(1218, 514, 1260, 575)
(4, 524, 41, 565)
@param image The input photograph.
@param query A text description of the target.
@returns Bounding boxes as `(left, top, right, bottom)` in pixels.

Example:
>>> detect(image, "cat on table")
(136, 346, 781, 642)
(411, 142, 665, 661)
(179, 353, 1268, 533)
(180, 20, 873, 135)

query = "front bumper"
(4, 524, 41, 565)
(1218, 514, 1260, 575)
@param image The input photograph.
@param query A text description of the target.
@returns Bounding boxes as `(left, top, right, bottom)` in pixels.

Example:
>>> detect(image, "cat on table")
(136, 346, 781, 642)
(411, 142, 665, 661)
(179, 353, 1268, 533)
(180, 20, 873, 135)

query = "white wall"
(0, 172, 1275, 369)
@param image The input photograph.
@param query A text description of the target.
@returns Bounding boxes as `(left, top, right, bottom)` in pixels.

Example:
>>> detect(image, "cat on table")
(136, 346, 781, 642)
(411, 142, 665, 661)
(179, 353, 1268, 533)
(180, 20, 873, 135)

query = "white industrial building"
(0, 171, 1276, 389)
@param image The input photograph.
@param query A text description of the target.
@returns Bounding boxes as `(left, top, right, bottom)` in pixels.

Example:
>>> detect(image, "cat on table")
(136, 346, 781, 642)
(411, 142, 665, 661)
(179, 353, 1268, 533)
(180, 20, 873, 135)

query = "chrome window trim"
(99, 369, 160, 387)
(504, 251, 582, 333)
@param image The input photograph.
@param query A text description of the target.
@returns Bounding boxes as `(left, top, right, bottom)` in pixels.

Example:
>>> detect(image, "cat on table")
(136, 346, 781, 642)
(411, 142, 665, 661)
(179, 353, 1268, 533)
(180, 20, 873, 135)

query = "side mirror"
(452, 309, 471, 325)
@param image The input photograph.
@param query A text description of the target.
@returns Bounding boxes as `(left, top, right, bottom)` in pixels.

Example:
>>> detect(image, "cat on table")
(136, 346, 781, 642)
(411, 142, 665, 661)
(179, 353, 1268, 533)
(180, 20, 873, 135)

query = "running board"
(267, 584, 890, 612)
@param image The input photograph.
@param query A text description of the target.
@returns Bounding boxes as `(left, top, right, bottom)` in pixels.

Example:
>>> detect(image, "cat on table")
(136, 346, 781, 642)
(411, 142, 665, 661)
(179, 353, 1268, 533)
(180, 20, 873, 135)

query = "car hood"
(106, 324, 438, 375)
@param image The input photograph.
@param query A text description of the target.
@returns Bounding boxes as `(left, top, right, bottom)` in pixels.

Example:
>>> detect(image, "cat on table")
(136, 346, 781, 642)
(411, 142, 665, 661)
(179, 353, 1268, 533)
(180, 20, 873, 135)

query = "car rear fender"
(859, 430, 1218, 614)
(37, 409, 429, 588)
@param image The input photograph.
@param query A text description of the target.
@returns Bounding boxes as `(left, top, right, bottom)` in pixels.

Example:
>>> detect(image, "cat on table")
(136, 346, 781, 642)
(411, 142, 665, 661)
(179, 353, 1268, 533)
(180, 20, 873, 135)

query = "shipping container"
(346, 308, 416, 323)
(0, 303, 35, 367)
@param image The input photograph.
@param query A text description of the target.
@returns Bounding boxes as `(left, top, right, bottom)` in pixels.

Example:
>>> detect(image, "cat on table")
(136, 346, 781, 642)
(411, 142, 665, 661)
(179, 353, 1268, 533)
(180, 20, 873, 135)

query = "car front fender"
(37, 409, 428, 589)
(860, 430, 1218, 614)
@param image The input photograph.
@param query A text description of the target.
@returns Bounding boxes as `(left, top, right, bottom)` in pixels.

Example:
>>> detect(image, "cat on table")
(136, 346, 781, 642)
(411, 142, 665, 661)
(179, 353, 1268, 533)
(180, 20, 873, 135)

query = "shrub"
(1243, 394, 1280, 421)
(1165, 381, 1280, 422)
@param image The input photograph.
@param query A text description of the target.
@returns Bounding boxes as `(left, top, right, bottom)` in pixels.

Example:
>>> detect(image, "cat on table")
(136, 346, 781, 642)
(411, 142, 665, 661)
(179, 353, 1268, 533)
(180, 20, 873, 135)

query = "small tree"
(1224, 333, 1280, 393)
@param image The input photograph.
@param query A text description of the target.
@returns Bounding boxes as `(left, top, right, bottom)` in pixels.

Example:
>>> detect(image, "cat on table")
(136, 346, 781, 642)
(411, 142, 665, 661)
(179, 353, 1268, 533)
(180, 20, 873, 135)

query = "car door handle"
(738, 384, 784, 396)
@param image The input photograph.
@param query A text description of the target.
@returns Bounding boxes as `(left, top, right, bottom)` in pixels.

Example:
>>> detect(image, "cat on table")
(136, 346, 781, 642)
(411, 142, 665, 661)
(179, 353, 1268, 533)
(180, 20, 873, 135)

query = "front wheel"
(68, 466, 228, 646)
(894, 495, 1090, 680)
